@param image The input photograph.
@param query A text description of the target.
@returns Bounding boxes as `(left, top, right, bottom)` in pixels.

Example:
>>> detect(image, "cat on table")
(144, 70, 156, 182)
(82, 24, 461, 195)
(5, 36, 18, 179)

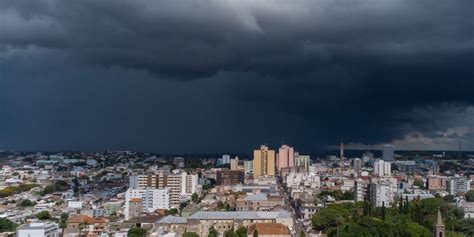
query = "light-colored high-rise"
(382, 144, 395, 161)
(244, 160, 253, 175)
(253, 145, 276, 177)
(374, 160, 391, 177)
(278, 145, 294, 170)
(222, 154, 231, 164)
(181, 172, 198, 195)
(353, 158, 362, 176)
(128, 171, 197, 207)
(294, 153, 310, 172)
(125, 187, 170, 220)
(230, 156, 239, 170)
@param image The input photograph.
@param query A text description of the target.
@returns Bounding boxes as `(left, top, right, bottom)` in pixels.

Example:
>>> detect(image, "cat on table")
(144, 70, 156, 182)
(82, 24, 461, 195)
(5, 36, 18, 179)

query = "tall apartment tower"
(278, 145, 294, 170)
(294, 153, 310, 172)
(383, 144, 395, 161)
(128, 171, 197, 207)
(340, 142, 345, 175)
(374, 159, 391, 177)
(433, 207, 445, 237)
(353, 158, 362, 176)
(125, 188, 169, 220)
(230, 156, 239, 170)
(244, 160, 253, 175)
(253, 145, 276, 177)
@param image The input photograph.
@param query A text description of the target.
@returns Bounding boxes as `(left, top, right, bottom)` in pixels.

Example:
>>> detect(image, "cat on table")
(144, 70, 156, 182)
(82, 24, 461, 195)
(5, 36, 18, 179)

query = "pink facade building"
(278, 145, 294, 170)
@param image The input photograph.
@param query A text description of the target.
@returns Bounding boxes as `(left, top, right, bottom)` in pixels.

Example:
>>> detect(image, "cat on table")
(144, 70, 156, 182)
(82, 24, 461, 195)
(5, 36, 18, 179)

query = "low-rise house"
(63, 215, 109, 237)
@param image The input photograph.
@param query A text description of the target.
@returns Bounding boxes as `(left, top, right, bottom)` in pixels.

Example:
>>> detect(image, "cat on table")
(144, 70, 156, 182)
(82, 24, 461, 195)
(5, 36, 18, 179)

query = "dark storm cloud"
(1, 0, 474, 152)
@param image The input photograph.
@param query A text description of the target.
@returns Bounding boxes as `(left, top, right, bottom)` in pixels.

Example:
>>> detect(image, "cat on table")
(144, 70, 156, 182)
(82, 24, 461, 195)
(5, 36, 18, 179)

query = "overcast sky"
(1, 0, 473, 153)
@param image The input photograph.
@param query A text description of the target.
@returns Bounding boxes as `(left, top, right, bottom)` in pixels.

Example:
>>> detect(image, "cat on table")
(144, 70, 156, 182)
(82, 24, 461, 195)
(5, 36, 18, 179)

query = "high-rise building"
(277, 145, 294, 170)
(125, 188, 170, 220)
(222, 154, 231, 164)
(340, 142, 345, 174)
(382, 144, 395, 161)
(374, 159, 391, 177)
(354, 179, 369, 202)
(447, 176, 469, 195)
(244, 160, 253, 175)
(368, 181, 395, 207)
(129, 171, 197, 207)
(294, 153, 310, 172)
(230, 156, 239, 170)
(430, 162, 440, 174)
(181, 172, 198, 195)
(353, 158, 362, 176)
(253, 145, 276, 177)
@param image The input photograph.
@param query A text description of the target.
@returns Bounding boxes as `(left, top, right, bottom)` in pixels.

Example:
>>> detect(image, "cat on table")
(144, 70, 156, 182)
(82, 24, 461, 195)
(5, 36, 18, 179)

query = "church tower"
(433, 207, 445, 237)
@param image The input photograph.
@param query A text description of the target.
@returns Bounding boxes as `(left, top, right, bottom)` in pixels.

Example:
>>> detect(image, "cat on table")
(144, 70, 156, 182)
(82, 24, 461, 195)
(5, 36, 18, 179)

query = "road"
(276, 176, 308, 237)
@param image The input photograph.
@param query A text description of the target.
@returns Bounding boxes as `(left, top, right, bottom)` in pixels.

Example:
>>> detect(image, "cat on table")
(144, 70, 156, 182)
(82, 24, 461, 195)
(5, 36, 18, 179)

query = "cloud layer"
(1, 0, 474, 152)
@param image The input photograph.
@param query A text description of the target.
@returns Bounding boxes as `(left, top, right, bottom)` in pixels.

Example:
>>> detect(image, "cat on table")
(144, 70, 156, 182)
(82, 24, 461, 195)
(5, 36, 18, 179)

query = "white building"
(374, 160, 391, 177)
(222, 154, 231, 164)
(181, 172, 198, 196)
(230, 157, 240, 170)
(67, 201, 83, 209)
(244, 160, 253, 175)
(294, 153, 310, 172)
(125, 188, 170, 220)
(369, 180, 396, 207)
(354, 179, 369, 202)
(285, 173, 320, 188)
(447, 176, 469, 195)
(129, 171, 198, 207)
(17, 222, 60, 237)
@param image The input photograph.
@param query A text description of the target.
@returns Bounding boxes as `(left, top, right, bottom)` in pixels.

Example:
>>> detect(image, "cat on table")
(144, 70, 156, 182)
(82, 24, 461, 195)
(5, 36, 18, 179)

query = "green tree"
(191, 193, 199, 203)
(342, 191, 354, 200)
(179, 201, 189, 211)
(0, 218, 16, 232)
(312, 205, 350, 231)
(128, 227, 146, 237)
(208, 226, 219, 237)
(446, 231, 466, 237)
(183, 232, 200, 237)
(36, 210, 52, 220)
(300, 230, 306, 237)
(235, 226, 247, 237)
(466, 190, 474, 202)
(165, 208, 179, 216)
(18, 199, 34, 207)
(402, 223, 431, 237)
(217, 201, 225, 210)
(413, 179, 424, 189)
(41, 184, 56, 196)
(59, 213, 69, 229)
(224, 228, 238, 237)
